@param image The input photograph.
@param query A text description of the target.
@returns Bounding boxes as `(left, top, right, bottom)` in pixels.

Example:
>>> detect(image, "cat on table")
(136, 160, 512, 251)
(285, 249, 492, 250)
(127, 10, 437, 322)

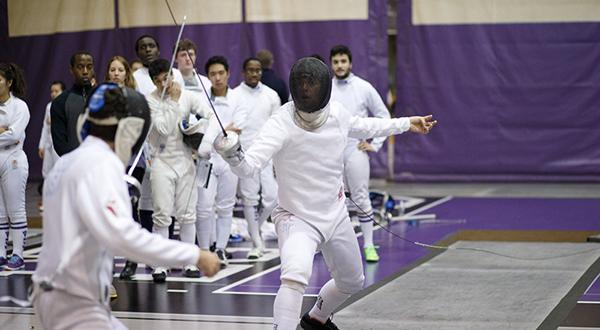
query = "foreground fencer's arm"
(215, 116, 288, 177)
(348, 115, 436, 140)
(76, 166, 200, 268)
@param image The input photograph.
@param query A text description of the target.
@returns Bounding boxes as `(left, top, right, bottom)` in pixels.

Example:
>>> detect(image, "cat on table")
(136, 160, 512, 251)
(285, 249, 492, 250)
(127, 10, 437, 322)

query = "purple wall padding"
(393, 0, 600, 182)
(0, 0, 388, 181)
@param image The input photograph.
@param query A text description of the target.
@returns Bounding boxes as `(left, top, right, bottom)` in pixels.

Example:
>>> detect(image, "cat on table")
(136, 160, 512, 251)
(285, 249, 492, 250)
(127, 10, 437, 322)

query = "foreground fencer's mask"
(76, 83, 151, 166)
(289, 57, 332, 130)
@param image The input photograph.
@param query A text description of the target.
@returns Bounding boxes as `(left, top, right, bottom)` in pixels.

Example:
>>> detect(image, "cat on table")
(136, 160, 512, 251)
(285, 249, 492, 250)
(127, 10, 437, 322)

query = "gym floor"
(1, 181, 599, 329)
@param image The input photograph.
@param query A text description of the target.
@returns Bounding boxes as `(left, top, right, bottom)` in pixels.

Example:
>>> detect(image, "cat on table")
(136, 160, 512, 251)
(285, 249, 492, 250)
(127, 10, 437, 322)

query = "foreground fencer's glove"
(213, 131, 244, 167)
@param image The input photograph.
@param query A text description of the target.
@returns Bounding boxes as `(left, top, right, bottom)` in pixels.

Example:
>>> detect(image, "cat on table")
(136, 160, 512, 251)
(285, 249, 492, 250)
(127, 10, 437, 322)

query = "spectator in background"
(0, 62, 30, 271)
(50, 51, 95, 156)
(38, 80, 65, 208)
(257, 49, 289, 105)
(105, 56, 136, 89)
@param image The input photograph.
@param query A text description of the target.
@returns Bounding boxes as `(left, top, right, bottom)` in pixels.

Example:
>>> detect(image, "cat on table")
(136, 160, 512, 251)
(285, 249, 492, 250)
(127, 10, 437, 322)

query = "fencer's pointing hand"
(409, 115, 437, 134)
(197, 250, 220, 277)
(213, 130, 244, 167)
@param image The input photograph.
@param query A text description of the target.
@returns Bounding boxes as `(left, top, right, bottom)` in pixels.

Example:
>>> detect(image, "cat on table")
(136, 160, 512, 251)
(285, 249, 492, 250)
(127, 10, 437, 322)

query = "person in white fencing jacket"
(330, 45, 391, 263)
(233, 57, 280, 259)
(0, 63, 29, 271)
(214, 57, 436, 330)
(32, 83, 219, 329)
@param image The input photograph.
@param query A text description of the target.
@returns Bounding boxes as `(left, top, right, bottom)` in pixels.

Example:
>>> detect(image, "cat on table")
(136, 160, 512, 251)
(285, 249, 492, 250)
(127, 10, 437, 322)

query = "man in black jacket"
(257, 49, 289, 106)
(51, 51, 95, 156)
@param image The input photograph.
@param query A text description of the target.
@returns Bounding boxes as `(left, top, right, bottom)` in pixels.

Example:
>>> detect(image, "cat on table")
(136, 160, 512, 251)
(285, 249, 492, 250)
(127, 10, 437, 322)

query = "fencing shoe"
(300, 313, 340, 330)
(216, 249, 228, 268)
(109, 284, 118, 300)
(247, 247, 264, 260)
(5, 255, 25, 270)
(119, 260, 138, 280)
(152, 267, 168, 283)
(183, 264, 201, 278)
(364, 246, 380, 263)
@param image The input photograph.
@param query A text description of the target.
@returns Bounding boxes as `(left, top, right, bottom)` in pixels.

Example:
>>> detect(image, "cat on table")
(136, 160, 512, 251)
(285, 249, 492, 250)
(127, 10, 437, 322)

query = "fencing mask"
(289, 57, 332, 130)
(76, 83, 151, 166)
(180, 113, 208, 150)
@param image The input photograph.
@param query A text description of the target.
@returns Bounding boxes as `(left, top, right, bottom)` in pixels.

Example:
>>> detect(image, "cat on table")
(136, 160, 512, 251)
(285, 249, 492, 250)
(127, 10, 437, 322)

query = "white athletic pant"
(41, 146, 59, 179)
(138, 170, 153, 211)
(343, 145, 373, 216)
(238, 162, 277, 207)
(34, 288, 126, 330)
(150, 158, 197, 227)
(196, 159, 238, 249)
(274, 209, 364, 293)
(0, 150, 28, 257)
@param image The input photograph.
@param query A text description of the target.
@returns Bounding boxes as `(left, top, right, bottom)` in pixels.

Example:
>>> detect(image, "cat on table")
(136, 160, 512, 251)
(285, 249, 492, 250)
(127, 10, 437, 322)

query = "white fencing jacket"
(233, 82, 280, 149)
(331, 73, 391, 152)
(230, 101, 410, 240)
(0, 93, 29, 155)
(33, 136, 200, 302)
(146, 89, 212, 175)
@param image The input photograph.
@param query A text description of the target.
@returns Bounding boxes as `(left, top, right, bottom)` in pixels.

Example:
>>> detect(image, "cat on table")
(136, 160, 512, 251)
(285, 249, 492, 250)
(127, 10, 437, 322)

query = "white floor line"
(213, 265, 281, 294)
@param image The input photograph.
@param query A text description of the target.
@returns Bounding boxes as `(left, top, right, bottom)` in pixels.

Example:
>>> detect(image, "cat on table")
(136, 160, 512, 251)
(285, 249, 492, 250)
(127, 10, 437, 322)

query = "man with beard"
(51, 52, 95, 156)
(329, 44, 391, 263)
(214, 57, 436, 329)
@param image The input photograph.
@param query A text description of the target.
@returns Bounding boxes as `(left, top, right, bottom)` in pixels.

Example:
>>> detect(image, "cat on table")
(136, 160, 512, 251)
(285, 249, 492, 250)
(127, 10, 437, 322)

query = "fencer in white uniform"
(214, 58, 436, 330)
(233, 57, 280, 259)
(196, 56, 246, 267)
(145, 59, 212, 280)
(32, 83, 219, 329)
(38, 82, 63, 180)
(330, 45, 391, 263)
(0, 63, 29, 271)
(133, 35, 185, 219)
(175, 39, 212, 105)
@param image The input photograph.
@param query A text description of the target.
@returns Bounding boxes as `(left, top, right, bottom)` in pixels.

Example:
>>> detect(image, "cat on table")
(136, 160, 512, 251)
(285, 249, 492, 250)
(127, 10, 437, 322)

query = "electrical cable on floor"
(347, 194, 600, 261)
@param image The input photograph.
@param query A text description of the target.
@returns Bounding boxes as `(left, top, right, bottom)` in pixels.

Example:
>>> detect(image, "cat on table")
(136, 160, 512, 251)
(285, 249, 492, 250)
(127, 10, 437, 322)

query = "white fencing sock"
(216, 212, 232, 250)
(0, 217, 9, 257)
(153, 225, 169, 239)
(244, 205, 263, 249)
(308, 279, 351, 323)
(179, 222, 196, 244)
(195, 218, 212, 249)
(10, 219, 27, 257)
(273, 279, 306, 330)
(358, 213, 374, 248)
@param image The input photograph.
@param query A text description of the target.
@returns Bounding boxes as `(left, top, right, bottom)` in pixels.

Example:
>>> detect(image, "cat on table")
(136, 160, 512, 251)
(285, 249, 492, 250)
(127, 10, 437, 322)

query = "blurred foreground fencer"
(214, 57, 437, 330)
(32, 83, 220, 329)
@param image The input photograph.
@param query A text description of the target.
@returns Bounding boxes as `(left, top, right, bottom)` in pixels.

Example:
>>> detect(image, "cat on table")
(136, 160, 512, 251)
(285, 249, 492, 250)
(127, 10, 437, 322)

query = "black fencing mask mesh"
(289, 57, 332, 113)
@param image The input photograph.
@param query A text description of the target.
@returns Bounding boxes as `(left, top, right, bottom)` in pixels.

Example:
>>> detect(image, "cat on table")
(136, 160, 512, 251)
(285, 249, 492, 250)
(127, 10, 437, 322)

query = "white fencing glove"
(213, 131, 244, 167)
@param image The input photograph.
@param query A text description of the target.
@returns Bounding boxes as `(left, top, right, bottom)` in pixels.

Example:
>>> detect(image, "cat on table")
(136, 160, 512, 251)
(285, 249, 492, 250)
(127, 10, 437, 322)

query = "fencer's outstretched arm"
(348, 115, 436, 140)
(215, 115, 288, 177)
(75, 164, 218, 275)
